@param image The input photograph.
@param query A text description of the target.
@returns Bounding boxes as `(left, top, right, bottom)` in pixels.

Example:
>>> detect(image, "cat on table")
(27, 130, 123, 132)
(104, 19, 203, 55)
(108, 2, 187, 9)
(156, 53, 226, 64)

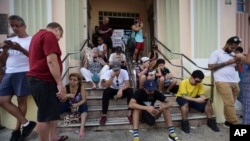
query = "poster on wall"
(0, 14, 8, 34)
(112, 29, 124, 48)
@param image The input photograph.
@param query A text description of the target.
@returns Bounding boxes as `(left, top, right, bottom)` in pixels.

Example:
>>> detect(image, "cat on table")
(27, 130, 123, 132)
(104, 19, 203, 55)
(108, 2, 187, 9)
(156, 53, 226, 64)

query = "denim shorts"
(0, 72, 30, 96)
(27, 76, 60, 122)
(176, 97, 206, 113)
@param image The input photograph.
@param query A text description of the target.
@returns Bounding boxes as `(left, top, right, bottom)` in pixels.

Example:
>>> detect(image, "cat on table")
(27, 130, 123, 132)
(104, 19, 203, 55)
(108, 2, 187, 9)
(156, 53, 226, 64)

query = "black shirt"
(132, 89, 166, 106)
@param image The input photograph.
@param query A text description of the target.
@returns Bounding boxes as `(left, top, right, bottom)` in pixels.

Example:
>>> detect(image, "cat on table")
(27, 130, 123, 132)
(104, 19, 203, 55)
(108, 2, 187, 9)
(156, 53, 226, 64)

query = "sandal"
(58, 135, 68, 141)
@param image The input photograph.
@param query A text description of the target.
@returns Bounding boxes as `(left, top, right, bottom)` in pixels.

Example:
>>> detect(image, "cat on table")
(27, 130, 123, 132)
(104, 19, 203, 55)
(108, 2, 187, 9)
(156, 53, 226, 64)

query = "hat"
(144, 80, 157, 91)
(115, 46, 122, 53)
(112, 61, 121, 71)
(141, 57, 150, 63)
(226, 36, 242, 44)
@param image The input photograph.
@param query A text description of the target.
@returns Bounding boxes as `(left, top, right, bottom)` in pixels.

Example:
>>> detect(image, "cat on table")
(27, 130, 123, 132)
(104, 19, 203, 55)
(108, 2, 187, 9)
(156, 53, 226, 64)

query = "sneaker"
(137, 60, 141, 64)
(10, 130, 21, 141)
(181, 120, 190, 133)
(132, 60, 136, 64)
(168, 133, 181, 141)
(133, 137, 140, 141)
(207, 118, 220, 132)
(223, 121, 232, 128)
(127, 115, 133, 124)
(21, 121, 36, 138)
(99, 116, 107, 125)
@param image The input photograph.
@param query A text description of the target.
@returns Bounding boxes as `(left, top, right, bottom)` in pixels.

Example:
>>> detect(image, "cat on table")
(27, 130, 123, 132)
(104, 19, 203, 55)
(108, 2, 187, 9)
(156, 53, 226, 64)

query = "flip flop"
(58, 135, 68, 141)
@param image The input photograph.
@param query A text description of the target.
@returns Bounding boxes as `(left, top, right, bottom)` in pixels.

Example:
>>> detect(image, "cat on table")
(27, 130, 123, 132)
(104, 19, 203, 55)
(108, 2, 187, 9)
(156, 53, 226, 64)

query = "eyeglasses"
(116, 79, 119, 86)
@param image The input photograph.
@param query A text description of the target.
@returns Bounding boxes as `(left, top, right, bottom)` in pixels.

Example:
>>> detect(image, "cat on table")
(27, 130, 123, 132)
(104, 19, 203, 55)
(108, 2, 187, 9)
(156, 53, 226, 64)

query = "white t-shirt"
(97, 44, 105, 52)
(103, 69, 129, 89)
(6, 36, 32, 73)
(108, 53, 126, 63)
(208, 48, 239, 83)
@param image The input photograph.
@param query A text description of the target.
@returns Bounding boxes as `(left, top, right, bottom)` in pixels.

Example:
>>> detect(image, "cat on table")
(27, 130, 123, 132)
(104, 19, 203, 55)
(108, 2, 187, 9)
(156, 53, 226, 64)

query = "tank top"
(66, 84, 82, 105)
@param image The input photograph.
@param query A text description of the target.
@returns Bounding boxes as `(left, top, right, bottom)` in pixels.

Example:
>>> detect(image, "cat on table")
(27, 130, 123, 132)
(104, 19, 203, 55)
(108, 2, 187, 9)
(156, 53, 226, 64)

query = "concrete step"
(86, 103, 183, 118)
(58, 113, 208, 131)
(86, 94, 177, 105)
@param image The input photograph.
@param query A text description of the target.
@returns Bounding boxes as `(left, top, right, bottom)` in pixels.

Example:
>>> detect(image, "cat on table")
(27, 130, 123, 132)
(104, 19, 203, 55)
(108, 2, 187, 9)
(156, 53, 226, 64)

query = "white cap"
(141, 57, 150, 63)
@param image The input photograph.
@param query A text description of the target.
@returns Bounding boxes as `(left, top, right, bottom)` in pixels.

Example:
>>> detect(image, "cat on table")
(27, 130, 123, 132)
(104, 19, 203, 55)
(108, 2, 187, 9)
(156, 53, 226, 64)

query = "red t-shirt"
(27, 29, 62, 82)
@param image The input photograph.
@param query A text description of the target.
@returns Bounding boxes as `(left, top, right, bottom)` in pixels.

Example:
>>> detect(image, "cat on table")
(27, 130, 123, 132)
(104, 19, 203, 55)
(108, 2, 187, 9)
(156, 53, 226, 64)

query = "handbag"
(63, 111, 81, 125)
(92, 73, 100, 83)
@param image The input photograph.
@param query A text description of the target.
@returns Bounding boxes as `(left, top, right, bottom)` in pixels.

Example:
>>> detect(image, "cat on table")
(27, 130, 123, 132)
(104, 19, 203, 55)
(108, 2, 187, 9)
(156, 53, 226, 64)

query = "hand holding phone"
(154, 105, 160, 109)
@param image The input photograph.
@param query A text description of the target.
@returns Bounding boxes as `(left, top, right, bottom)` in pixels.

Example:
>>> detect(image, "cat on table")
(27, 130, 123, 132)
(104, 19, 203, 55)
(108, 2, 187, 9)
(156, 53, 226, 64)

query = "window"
(98, 11, 139, 24)
(237, 0, 245, 12)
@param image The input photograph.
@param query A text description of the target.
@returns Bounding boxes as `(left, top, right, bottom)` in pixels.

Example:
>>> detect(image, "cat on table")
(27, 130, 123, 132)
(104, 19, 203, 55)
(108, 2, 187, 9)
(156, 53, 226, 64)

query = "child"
(154, 59, 177, 94)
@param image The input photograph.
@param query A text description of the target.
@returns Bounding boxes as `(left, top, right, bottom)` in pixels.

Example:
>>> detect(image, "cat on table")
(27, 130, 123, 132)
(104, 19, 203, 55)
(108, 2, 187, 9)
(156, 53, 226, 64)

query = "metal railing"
(153, 37, 215, 102)
(123, 41, 136, 90)
(61, 39, 89, 81)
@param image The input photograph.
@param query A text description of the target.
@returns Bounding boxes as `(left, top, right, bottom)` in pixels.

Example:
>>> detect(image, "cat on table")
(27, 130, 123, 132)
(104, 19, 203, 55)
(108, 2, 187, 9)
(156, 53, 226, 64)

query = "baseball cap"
(112, 61, 121, 71)
(144, 80, 157, 91)
(141, 57, 150, 63)
(115, 46, 122, 53)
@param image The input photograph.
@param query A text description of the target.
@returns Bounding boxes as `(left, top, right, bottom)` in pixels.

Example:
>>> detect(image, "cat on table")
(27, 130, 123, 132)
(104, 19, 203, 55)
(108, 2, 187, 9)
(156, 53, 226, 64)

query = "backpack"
(127, 31, 137, 52)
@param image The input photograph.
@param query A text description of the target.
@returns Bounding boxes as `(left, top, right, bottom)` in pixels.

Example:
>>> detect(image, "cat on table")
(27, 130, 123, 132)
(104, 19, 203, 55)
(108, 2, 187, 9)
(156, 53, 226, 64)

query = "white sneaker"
(132, 60, 136, 63)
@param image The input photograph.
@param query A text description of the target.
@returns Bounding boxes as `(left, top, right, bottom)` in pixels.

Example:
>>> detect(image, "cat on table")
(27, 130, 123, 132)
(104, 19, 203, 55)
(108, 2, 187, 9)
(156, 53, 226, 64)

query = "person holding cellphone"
(129, 80, 181, 141)
(176, 70, 219, 133)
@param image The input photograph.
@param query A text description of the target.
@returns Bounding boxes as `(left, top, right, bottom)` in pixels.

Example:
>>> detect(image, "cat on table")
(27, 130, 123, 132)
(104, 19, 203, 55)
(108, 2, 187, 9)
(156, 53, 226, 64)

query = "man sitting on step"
(99, 61, 133, 125)
(176, 70, 219, 133)
(129, 80, 181, 141)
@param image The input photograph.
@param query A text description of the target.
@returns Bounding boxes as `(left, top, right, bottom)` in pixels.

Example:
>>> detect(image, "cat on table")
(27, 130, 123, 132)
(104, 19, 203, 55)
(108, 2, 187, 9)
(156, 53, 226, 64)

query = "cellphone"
(154, 105, 160, 109)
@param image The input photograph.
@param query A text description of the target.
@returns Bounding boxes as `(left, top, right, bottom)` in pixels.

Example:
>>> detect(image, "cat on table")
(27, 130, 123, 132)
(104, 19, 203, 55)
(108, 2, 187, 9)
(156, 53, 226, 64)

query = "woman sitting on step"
(80, 48, 109, 88)
(61, 73, 88, 137)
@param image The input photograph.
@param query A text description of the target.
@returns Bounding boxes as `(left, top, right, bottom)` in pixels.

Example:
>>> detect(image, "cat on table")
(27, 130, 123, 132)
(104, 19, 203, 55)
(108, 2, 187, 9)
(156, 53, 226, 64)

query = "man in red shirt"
(27, 22, 68, 141)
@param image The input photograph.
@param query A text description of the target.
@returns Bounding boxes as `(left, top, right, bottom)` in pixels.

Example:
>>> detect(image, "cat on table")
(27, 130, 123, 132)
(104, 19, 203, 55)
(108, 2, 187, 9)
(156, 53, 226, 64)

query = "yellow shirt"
(176, 78, 204, 98)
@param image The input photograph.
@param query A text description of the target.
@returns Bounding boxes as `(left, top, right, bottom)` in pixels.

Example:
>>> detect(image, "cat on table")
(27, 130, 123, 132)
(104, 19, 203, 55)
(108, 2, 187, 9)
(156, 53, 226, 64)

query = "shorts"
(176, 97, 206, 113)
(135, 42, 144, 50)
(61, 102, 88, 114)
(141, 110, 156, 126)
(0, 72, 30, 97)
(27, 76, 61, 122)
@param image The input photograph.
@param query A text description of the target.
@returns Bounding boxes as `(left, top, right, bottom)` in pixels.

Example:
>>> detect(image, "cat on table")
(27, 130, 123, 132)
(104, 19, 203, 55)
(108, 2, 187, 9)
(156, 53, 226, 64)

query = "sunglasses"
(116, 79, 119, 86)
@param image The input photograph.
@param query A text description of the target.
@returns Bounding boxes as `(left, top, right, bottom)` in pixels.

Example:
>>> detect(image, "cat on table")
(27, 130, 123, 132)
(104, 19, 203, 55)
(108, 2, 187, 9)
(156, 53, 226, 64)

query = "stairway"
(57, 63, 209, 131)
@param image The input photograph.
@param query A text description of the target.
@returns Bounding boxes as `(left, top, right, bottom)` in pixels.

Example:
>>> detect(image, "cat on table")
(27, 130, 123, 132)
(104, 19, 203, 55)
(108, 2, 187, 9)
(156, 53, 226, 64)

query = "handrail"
(62, 39, 89, 63)
(153, 37, 214, 102)
(123, 41, 136, 90)
(154, 38, 209, 71)
(61, 39, 89, 80)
